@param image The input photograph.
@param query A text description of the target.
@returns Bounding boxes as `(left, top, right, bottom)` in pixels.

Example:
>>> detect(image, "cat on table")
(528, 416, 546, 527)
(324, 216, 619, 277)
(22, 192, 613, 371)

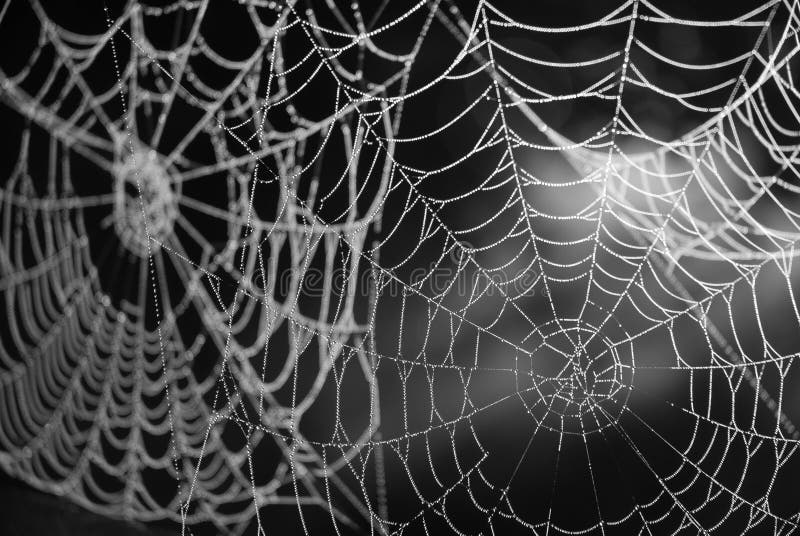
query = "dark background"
(1, 0, 799, 535)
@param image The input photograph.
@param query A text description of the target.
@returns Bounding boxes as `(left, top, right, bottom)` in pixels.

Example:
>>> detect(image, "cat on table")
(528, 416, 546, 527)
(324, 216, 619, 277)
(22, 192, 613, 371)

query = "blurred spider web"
(1, 0, 800, 534)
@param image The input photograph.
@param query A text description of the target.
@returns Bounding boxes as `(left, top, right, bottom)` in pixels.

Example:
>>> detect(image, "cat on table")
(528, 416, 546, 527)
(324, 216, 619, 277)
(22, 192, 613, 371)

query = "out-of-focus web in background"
(1, 0, 800, 534)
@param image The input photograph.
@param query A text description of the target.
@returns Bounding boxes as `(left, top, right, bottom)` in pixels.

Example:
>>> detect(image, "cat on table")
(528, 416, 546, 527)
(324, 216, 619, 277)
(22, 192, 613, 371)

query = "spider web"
(1, 0, 800, 534)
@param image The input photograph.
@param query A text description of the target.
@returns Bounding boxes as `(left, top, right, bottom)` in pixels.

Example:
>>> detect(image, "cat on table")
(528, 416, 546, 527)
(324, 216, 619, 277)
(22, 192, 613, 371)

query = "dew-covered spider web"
(1, 0, 800, 534)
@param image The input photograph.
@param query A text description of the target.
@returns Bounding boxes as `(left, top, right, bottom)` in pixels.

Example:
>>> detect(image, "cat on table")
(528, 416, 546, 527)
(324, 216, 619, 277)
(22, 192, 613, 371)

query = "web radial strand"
(0, 1, 800, 535)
